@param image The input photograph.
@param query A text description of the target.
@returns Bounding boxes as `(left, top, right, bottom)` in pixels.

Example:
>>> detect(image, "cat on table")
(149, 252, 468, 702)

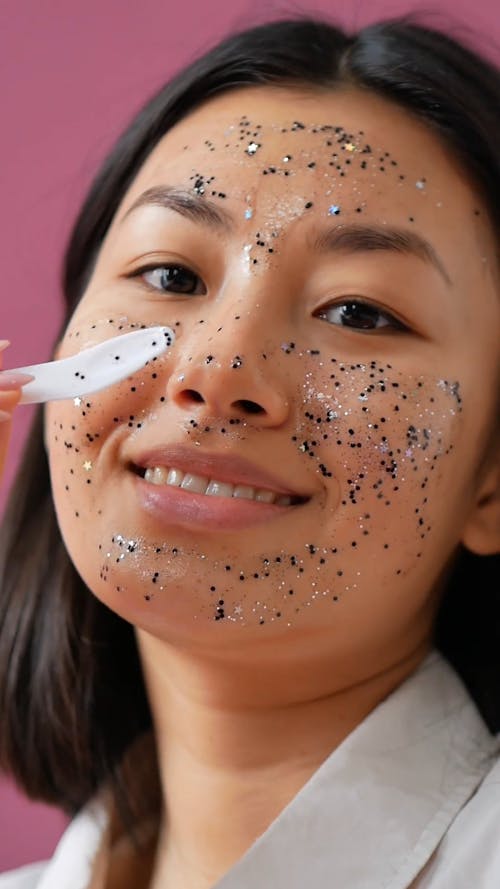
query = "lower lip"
(132, 473, 298, 531)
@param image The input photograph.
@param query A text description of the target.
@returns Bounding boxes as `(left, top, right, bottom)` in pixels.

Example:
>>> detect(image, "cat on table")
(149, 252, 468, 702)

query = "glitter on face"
(49, 307, 464, 633)
(45, 102, 481, 641)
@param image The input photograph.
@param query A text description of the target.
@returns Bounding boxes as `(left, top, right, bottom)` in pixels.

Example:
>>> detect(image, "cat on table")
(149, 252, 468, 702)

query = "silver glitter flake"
(246, 142, 260, 155)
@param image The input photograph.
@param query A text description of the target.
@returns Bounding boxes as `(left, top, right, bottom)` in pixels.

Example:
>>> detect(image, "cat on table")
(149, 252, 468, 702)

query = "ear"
(461, 455, 500, 556)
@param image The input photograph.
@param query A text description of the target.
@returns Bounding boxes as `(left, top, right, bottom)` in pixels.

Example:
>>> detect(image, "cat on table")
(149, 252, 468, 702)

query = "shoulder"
(416, 754, 500, 887)
(0, 792, 111, 889)
(0, 863, 47, 889)
(0, 794, 111, 889)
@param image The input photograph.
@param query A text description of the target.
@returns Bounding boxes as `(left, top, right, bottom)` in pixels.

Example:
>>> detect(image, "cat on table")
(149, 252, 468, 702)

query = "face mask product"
(7, 326, 175, 404)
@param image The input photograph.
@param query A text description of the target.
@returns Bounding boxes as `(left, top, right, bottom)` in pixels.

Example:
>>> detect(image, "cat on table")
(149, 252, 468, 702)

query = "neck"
(136, 631, 429, 889)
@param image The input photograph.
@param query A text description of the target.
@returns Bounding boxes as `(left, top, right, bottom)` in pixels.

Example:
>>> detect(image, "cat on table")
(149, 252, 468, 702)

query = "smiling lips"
(128, 446, 309, 529)
(141, 465, 296, 505)
(131, 445, 308, 501)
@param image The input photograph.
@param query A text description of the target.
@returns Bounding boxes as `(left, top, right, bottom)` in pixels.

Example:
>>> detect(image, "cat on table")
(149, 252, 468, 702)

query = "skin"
(9, 84, 498, 887)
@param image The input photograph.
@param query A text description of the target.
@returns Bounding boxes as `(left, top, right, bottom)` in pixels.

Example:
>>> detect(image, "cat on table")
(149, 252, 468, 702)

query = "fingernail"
(0, 409, 11, 422)
(0, 340, 10, 352)
(0, 371, 35, 389)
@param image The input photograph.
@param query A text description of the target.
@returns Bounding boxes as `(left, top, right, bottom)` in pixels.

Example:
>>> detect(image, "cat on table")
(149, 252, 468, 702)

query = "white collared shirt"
(1, 650, 499, 888)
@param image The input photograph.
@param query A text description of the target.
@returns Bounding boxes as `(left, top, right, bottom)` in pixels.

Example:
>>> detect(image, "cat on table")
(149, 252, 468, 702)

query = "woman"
(0, 15, 499, 889)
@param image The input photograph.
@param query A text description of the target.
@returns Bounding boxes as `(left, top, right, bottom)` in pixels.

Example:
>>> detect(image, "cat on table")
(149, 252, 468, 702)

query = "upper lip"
(128, 444, 310, 500)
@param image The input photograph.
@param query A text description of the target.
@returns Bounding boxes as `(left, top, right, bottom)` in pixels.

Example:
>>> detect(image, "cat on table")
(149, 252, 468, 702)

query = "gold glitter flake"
(83, 460, 93, 471)
(344, 142, 356, 152)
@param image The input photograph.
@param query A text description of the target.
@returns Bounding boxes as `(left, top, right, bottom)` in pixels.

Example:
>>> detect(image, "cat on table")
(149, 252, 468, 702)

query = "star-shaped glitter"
(246, 142, 260, 155)
(344, 142, 356, 152)
(234, 605, 243, 615)
(83, 460, 92, 471)
(73, 396, 82, 406)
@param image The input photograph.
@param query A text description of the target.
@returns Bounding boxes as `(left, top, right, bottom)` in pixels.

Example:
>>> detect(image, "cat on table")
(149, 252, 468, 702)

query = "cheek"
(45, 318, 174, 568)
(295, 356, 463, 574)
(45, 318, 464, 641)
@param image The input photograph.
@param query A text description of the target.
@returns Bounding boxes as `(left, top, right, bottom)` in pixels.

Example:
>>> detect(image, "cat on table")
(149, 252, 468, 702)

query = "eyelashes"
(315, 300, 408, 332)
(127, 262, 410, 333)
(128, 263, 206, 295)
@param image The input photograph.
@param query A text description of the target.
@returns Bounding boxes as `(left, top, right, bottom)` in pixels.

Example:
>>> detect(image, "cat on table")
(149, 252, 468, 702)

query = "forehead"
(123, 85, 477, 213)
(106, 85, 498, 297)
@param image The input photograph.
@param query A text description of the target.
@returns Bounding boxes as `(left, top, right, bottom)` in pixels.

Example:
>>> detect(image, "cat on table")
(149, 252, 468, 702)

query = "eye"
(130, 263, 206, 295)
(316, 300, 407, 332)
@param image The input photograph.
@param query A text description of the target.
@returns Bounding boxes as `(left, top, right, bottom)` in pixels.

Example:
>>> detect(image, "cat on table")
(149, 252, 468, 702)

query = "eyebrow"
(120, 185, 234, 231)
(120, 185, 452, 286)
(311, 223, 452, 286)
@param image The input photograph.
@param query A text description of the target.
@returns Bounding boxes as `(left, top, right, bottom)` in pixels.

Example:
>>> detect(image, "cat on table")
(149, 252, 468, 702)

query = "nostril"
(181, 389, 205, 405)
(234, 399, 265, 415)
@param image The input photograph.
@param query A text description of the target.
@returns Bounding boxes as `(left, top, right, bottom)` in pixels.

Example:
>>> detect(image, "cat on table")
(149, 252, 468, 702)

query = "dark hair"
(1, 15, 499, 843)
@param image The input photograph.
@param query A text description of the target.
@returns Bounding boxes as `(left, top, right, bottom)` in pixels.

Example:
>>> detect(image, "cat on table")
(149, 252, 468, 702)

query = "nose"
(166, 317, 290, 427)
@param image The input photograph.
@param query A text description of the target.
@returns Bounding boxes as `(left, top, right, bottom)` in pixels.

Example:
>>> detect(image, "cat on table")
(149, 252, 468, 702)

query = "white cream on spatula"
(10, 326, 175, 405)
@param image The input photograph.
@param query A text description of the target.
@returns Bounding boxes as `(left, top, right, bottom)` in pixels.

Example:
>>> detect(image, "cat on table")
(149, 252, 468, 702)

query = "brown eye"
(318, 300, 406, 332)
(136, 264, 205, 295)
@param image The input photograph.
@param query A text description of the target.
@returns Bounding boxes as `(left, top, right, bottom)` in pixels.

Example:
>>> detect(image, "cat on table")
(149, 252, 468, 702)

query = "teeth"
(255, 489, 275, 503)
(205, 479, 234, 498)
(141, 465, 295, 506)
(180, 472, 208, 494)
(275, 495, 292, 506)
(153, 466, 169, 484)
(167, 468, 184, 487)
(233, 485, 256, 499)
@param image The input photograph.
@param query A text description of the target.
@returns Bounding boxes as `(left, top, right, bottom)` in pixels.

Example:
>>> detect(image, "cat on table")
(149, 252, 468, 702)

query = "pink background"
(0, 0, 498, 873)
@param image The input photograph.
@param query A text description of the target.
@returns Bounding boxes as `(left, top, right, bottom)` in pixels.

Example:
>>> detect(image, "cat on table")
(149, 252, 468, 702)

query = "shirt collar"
(215, 650, 499, 889)
(36, 650, 499, 889)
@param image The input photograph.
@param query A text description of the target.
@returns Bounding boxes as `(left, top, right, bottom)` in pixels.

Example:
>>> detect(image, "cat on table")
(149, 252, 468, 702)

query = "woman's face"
(45, 86, 499, 668)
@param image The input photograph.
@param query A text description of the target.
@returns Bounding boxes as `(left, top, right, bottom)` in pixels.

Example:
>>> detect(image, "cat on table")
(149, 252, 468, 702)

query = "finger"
(0, 340, 10, 365)
(0, 371, 35, 390)
(0, 341, 11, 379)
(0, 389, 22, 412)
(0, 390, 21, 478)
(0, 408, 13, 479)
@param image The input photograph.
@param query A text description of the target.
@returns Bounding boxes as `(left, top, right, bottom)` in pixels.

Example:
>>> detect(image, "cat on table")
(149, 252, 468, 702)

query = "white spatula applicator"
(7, 326, 175, 405)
